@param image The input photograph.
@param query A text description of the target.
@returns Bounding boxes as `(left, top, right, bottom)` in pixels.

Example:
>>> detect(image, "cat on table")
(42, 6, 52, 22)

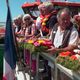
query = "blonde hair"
(23, 14, 33, 22)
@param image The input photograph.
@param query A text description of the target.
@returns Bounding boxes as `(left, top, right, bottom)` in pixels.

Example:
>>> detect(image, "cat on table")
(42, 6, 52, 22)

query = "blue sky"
(0, 0, 80, 22)
(0, 0, 34, 22)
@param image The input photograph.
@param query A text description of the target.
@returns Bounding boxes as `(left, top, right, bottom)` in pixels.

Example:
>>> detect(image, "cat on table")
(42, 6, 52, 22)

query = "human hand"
(46, 46, 57, 54)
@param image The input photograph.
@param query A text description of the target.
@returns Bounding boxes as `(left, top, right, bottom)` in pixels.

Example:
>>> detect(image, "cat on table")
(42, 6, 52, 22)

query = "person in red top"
(36, 2, 57, 38)
(36, 3, 46, 37)
(36, 2, 57, 80)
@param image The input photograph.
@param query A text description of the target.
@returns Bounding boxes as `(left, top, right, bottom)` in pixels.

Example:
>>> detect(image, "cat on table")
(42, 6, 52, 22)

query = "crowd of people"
(13, 2, 80, 80)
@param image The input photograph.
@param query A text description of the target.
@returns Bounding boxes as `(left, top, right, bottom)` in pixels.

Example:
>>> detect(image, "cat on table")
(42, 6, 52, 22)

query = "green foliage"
(24, 43, 35, 53)
(56, 56, 80, 71)
(34, 46, 48, 53)
(18, 42, 48, 54)
(18, 42, 24, 49)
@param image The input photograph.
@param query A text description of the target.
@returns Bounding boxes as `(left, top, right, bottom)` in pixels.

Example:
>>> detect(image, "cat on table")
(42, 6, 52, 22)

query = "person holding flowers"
(47, 8, 79, 80)
(20, 14, 35, 38)
(48, 8, 79, 53)
(35, 2, 57, 79)
(16, 14, 37, 73)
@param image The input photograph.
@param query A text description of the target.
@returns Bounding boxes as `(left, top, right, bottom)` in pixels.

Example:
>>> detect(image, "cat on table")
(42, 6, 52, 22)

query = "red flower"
(41, 40, 52, 48)
(70, 55, 78, 60)
(59, 51, 72, 57)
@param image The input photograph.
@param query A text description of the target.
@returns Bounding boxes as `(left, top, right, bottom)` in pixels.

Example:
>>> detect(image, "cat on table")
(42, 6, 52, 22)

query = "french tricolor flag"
(3, 0, 17, 80)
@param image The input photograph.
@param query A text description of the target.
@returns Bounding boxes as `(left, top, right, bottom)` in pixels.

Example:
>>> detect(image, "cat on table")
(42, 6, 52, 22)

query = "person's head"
(43, 2, 54, 14)
(73, 13, 80, 22)
(57, 8, 71, 30)
(38, 2, 54, 16)
(73, 12, 80, 27)
(38, 3, 46, 16)
(17, 15, 23, 25)
(13, 17, 18, 25)
(14, 15, 23, 26)
(23, 14, 33, 26)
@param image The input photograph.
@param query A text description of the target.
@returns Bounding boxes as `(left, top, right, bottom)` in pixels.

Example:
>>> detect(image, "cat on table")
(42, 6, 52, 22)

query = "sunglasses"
(24, 17, 30, 21)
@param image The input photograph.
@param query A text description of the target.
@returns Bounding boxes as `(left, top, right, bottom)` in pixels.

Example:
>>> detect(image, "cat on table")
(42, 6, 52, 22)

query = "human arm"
(47, 27, 79, 54)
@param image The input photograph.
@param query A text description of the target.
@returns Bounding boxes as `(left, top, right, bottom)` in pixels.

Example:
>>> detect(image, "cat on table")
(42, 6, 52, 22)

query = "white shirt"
(36, 16, 41, 29)
(53, 26, 79, 48)
(48, 26, 79, 68)
(36, 17, 44, 37)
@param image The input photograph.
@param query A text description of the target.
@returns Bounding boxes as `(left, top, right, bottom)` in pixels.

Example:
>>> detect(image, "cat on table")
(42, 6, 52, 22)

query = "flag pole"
(3, 0, 17, 80)
(6, 0, 9, 8)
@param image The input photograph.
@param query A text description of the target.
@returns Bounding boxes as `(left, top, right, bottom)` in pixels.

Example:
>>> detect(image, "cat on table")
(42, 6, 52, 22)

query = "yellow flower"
(37, 39, 45, 44)
(27, 40, 34, 44)
(42, 22, 46, 26)
(43, 18, 48, 22)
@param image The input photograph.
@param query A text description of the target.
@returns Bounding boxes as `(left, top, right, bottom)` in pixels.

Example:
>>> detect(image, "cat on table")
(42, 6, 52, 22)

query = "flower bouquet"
(23, 39, 52, 54)
(56, 51, 80, 72)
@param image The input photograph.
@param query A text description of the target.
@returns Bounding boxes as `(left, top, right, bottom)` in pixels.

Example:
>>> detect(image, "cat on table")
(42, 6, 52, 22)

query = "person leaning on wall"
(48, 8, 79, 53)
(13, 15, 23, 33)
(35, 2, 58, 80)
(18, 14, 35, 39)
(47, 8, 79, 80)
(36, 2, 57, 38)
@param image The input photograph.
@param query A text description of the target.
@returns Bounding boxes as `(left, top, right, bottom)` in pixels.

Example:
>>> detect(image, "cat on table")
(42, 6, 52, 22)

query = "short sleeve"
(69, 27, 79, 46)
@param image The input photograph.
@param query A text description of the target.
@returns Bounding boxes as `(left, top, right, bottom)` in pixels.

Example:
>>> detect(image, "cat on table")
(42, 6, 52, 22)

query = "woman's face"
(58, 11, 71, 29)
(14, 19, 18, 25)
(39, 8, 46, 16)
(23, 17, 31, 25)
